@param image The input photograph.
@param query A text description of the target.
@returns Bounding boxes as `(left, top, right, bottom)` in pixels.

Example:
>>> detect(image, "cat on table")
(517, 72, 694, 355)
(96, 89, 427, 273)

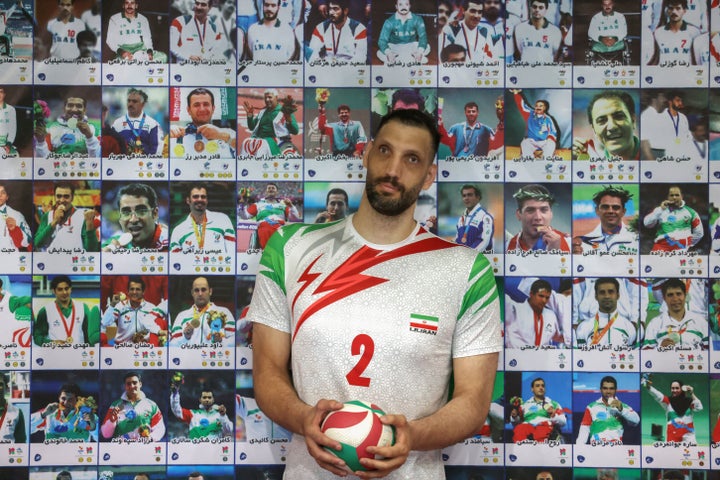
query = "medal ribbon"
(192, 214, 207, 249)
(461, 23, 479, 61)
(533, 311, 544, 346)
(55, 301, 76, 342)
(0, 406, 7, 432)
(668, 110, 680, 139)
(463, 122, 477, 151)
(460, 206, 481, 243)
(331, 24, 342, 56)
(194, 17, 207, 52)
(125, 113, 146, 145)
(592, 311, 618, 344)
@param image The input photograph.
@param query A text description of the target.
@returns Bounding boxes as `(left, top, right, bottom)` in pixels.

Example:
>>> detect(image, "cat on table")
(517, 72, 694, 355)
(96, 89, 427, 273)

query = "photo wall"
(1, 0, 720, 478)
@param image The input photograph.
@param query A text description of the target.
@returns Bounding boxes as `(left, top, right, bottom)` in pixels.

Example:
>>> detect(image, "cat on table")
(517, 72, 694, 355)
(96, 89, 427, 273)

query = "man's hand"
(302, 399, 348, 477)
(76, 119, 93, 138)
(243, 101, 255, 116)
(182, 323, 194, 339)
(355, 413, 411, 478)
(34, 123, 47, 142)
(608, 398, 623, 411)
(539, 226, 563, 250)
(51, 204, 67, 227)
(5, 217, 16, 231)
(572, 137, 589, 156)
(314, 211, 333, 223)
(281, 95, 297, 115)
(218, 404, 227, 416)
(84, 209, 97, 230)
(197, 124, 230, 142)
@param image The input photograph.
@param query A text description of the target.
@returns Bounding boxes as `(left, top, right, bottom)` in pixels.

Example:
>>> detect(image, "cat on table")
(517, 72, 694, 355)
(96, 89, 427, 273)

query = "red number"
(345, 334, 374, 387)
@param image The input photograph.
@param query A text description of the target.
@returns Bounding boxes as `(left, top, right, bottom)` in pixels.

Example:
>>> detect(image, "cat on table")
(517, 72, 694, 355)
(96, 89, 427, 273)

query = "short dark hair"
(390, 88, 425, 110)
(128, 88, 149, 104)
(337, 104, 350, 113)
(600, 375, 617, 389)
(440, 44, 466, 62)
(530, 279, 552, 294)
(186, 183, 208, 198)
(587, 90, 635, 125)
(76, 29, 96, 45)
(664, 0, 688, 9)
(326, 188, 348, 206)
(187, 87, 214, 106)
(51, 275, 72, 290)
(124, 371, 142, 382)
(464, 101, 479, 111)
(592, 185, 633, 207)
(666, 89, 684, 101)
(64, 96, 86, 109)
(59, 383, 81, 397)
(117, 183, 159, 209)
(536, 99, 550, 111)
(461, 185, 481, 199)
(128, 275, 146, 291)
(661, 278, 686, 296)
(530, 377, 545, 387)
(188, 472, 204, 480)
(134, 474, 151, 480)
(55, 182, 75, 196)
(531, 0, 549, 7)
(375, 109, 440, 157)
(513, 184, 555, 210)
(594, 277, 620, 295)
(328, 0, 349, 9)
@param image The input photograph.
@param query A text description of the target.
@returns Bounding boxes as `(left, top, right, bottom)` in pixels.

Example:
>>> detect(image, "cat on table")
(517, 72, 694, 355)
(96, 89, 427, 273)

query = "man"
(536, 473, 554, 480)
(588, 0, 628, 62)
(242, 89, 299, 157)
(45, 0, 86, 60)
(510, 89, 558, 159)
(34, 96, 101, 159)
(643, 185, 703, 252)
(377, 0, 429, 65)
(110, 89, 164, 156)
(488, 95, 504, 159)
(639, 90, 668, 159)
(513, 0, 562, 63)
(246, 0, 298, 62)
(170, 385, 233, 440)
(573, 185, 638, 254)
(0, 1, 31, 57)
(643, 278, 707, 349)
(170, 185, 235, 253)
(454, 185, 494, 252)
(308, 0, 367, 64)
(575, 278, 638, 347)
(510, 377, 567, 442)
(440, 0, 494, 64)
(438, 101, 493, 157)
(440, 43, 466, 63)
(35, 183, 99, 252)
(169, 276, 235, 346)
(188, 473, 204, 480)
(100, 371, 165, 441)
(101, 276, 167, 346)
(643, 91, 692, 160)
(505, 279, 565, 348)
(390, 88, 424, 111)
(133, 475, 151, 480)
(314, 188, 348, 223)
(166, 88, 236, 159)
(687, 119, 708, 162)
(0, 183, 32, 251)
(0, 88, 17, 157)
(249, 109, 501, 478)
(170, 0, 225, 62)
(479, 0, 505, 59)
(506, 184, 571, 252)
(214, 0, 236, 61)
(237, 182, 300, 248)
(106, 0, 166, 62)
(0, 374, 26, 442)
(573, 91, 640, 161)
(75, 29, 97, 61)
(576, 375, 639, 445)
(317, 104, 367, 157)
(643, 376, 702, 443)
(31, 383, 97, 441)
(33, 275, 100, 346)
(102, 183, 169, 252)
(649, 0, 701, 66)
(0, 278, 33, 348)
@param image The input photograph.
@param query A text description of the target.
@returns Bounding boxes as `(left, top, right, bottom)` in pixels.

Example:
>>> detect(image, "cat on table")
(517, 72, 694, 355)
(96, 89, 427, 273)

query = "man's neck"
(130, 299, 142, 309)
(334, 18, 347, 29)
(668, 20, 682, 31)
(125, 12, 136, 19)
(531, 18, 544, 29)
(601, 223, 622, 235)
(353, 201, 418, 245)
(195, 13, 207, 24)
(56, 299, 72, 309)
(533, 395, 545, 402)
(262, 18, 275, 26)
(669, 309, 686, 321)
(598, 308, 615, 316)
(191, 211, 206, 223)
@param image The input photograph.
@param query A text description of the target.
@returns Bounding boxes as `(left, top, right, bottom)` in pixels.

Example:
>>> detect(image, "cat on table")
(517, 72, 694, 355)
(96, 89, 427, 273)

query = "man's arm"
(689, 209, 704, 247)
(33, 307, 51, 346)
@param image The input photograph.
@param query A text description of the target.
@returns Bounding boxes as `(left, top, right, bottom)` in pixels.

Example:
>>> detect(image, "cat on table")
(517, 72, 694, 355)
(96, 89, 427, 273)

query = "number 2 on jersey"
(346, 334, 374, 387)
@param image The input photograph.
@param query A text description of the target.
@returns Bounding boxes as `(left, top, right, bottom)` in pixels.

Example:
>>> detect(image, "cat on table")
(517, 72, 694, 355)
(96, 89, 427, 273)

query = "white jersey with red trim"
(248, 216, 502, 479)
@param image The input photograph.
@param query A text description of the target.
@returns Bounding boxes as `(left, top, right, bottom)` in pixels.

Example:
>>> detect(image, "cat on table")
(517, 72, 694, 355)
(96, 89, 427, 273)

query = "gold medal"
(194, 140, 205, 152)
(173, 144, 185, 157)
(66, 336, 73, 343)
(675, 138, 681, 144)
(190, 318, 201, 328)
(135, 139, 142, 146)
(206, 140, 218, 153)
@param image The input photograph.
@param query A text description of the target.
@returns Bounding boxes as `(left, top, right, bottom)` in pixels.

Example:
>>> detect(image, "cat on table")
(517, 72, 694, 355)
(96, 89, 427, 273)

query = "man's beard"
(365, 175, 420, 216)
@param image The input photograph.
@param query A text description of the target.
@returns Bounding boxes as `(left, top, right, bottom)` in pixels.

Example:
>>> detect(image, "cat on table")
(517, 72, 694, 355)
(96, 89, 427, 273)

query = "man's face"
(667, 187, 683, 206)
(465, 105, 478, 124)
(438, 3, 451, 27)
(0, 186, 9, 207)
(64, 97, 86, 120)
(531, 380, 546, 399)
(600, 381, 617, 402)
(396, 0, 410, 15)
(199, 391, 214, 408)
(536, 473, 553, 480)
(123, 0, 137, 16)
(464, 2, 483, 29)
(77, 40, 94, 58)
(128, 281, 145, 304)
(338, 108, 351, 123)
(495, 97, 504, 120)
(528, 288, 550, 313)
(264, 92, 278, 109)
(118, 194, 158, 247)
(58, 0, 73, 18)
(124, 375, 142, 398)
(601, 0, 614, 14)
(530, 1, 547, 20)
(134, 476, 150, 480)
(534, 101, 547, 116)
(445, 50, 466, 63)
(186, 187, 208, 215)
(192, 277, 212, 308)
(58, 390, 77, 409)
(483, 0, 501, 19)
(663, 287, 686, 316)
(461, 188, 480, 209)
(221, 0, 234, 14)
(595, 194, 626, 231)
(516, 199, 553, 239)
(326, 193, 347, 218)
(53, 281, 72, 305)
(187, 93, 214, 126)
(595, 282, 619, 313)
(670, 95, 684, 111)
(127, 92, 145, 117)
(262, 0, 279, 21)
(328, 3, 347, 24)
(193, 0, 209, 18)
(55, 187, 74, 208)
(666, 3, 686, 22)
(362, 120, 436, 217)
(692, 124, 708, 142)
(264, 183, 278, 199)
(591, 97, 635, 158)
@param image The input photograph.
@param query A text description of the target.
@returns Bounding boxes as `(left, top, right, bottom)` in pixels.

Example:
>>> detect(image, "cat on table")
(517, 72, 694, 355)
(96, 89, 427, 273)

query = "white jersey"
(644, 310, 707, 349)
(170, 209, 236, 253)
(505, 297, 563, 348)
(0, 103, 16, 146)
(105, 12, 155, 55)
(247, 19, 297, 62)
(81, 9, 101, 54)
(170, 302, 235, 346)
(248, 216, 502, 480)
(101, 299, 163, 344)
(653, 22, 701, 66)
(684, 0, 709, 32)
(44, 208, 88, 251)
(441, 21, 494, 63)
(308, 17, 367, 63)
(514, 20, 562, 63)
(170, 14, 226, 61)
(46, 16, 86, 60)
(644, 108, 691, 158)
(0, 292, 32, 347)
(588, 11, 628, 45)
(0, 204, 31, 251)
(575, 309, 637, 347)
(41, 299, 87, 343)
